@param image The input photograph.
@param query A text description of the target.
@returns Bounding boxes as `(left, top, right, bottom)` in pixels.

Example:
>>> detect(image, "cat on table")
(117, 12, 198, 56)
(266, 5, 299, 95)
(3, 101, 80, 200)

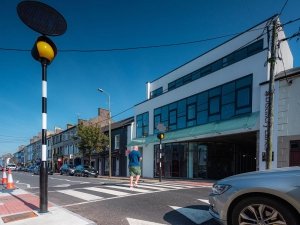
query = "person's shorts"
(129, 166, 141, 176)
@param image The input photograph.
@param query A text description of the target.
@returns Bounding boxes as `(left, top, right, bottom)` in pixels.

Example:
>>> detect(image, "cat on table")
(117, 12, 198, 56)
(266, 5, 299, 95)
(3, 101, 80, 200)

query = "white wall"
(141, 143, 155, 178)
(278, 76, 300, 136)
(135, 51, 268, 135)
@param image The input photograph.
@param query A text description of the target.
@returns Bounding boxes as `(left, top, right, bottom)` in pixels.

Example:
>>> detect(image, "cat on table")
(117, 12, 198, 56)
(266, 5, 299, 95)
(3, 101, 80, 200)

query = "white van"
(7, 164, 17, 171)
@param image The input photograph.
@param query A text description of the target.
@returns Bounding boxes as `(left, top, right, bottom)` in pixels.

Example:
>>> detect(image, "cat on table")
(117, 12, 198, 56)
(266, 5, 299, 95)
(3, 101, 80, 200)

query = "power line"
(1, 16, 300, 54)
(0, 29, 264, 53)
(279, 0, 288, 16)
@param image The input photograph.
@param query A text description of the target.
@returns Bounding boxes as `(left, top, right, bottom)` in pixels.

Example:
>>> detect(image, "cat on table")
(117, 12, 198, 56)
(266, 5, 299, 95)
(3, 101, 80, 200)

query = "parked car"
(59, 164, 75, 176)
(33, 165, 53, 175)
(74, 165, 98, 177)
(6, 164, 17, 171)
(27, 165, 36, 173)
(209, 166, 300, 225)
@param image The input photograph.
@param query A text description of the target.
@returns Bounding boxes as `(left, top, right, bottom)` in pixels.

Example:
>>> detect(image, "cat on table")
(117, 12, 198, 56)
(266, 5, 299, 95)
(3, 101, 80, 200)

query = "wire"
(279, 0, 288, 16)
(0, 28, 265, 53)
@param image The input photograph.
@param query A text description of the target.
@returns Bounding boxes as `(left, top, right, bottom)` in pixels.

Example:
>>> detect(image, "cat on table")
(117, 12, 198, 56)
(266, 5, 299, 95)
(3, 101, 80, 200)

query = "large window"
(154, 74, 252, 133)
(167, 39, 263, 92)
(136, 112, 149, 138)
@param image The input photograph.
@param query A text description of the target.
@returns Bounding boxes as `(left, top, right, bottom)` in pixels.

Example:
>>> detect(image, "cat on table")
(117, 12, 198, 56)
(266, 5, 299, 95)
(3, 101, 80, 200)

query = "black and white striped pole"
(32, 36, 57, 212)
(17, 1, 67, 213)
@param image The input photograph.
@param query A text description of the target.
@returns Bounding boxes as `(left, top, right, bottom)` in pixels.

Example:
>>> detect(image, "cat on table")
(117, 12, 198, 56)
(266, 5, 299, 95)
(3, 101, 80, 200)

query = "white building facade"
(131, 16, 296, 179)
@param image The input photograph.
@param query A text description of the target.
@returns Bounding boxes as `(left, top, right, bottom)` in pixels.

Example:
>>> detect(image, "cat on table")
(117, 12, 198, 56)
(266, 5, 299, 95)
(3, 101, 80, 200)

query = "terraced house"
(130, 15, 298, 179)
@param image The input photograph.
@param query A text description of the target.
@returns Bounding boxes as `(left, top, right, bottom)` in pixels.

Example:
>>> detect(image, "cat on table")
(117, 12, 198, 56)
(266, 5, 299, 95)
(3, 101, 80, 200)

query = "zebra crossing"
(51, 181, 211, 206)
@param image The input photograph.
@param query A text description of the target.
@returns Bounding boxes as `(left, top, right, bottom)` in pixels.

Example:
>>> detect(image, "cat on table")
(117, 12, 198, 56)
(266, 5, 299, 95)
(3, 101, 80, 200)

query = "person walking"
(128, 145, 142, 188)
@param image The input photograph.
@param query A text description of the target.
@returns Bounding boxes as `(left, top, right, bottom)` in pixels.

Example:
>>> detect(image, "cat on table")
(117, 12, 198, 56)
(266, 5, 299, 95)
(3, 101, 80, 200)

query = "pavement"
(0, 174, 214, 225)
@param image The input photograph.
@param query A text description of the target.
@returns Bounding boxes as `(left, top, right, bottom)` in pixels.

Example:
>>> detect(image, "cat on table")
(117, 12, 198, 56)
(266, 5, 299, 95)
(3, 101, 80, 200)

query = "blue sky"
(0, 0, 300, 155)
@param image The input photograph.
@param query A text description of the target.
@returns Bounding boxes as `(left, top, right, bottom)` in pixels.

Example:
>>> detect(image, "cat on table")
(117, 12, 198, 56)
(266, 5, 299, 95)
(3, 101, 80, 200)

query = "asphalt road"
(12, 171, 218, 225)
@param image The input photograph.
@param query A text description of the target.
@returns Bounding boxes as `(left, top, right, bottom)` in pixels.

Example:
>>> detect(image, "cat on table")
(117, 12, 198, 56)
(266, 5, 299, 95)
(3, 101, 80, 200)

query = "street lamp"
(98, 88, 112, 178)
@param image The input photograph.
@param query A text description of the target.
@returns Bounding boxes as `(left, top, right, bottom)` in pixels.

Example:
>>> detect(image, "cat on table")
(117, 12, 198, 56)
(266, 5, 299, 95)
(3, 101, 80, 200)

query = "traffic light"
(157, 133, 165, 140)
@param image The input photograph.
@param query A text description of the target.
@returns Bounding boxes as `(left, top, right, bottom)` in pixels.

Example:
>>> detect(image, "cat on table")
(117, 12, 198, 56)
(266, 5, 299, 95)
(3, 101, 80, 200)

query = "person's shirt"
(128, 150, 141, 167)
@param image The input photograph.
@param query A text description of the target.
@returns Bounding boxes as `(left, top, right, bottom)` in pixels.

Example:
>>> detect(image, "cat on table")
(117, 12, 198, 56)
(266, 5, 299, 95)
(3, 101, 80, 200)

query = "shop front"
(153, 132, 257, 179)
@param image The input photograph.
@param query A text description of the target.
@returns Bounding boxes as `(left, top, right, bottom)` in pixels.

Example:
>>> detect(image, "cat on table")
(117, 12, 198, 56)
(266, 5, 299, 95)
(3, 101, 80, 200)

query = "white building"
(130, 15, 297, 179)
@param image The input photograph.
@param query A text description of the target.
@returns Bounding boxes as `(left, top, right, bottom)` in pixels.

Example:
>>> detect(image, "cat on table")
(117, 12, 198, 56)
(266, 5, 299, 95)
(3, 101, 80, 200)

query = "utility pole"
(266, 19, 277, 169)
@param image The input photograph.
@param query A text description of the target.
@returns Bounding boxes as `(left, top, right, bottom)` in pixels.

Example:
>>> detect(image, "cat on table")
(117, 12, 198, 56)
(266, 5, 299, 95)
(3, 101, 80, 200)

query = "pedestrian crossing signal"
(157, 133, 165, 140)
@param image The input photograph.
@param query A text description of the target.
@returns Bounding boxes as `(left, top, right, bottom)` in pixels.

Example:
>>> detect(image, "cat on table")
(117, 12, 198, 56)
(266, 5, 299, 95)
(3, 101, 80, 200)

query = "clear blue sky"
(0, 0, 300, 155)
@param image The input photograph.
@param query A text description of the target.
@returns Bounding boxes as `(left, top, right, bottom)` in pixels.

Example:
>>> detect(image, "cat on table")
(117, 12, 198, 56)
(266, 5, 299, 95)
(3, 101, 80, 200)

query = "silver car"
(209, 167, 300, 225)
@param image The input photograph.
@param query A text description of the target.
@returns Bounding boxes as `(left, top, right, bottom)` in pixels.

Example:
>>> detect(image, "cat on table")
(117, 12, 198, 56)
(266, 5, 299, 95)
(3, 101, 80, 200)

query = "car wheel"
(231, 196, 299, 225)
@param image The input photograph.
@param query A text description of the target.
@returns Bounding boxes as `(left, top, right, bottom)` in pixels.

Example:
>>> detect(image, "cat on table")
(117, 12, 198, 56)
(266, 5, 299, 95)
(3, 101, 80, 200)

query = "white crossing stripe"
(132, 184, 169, 191)
(140, 183, 183, 189)
(58, 189, 103, 201)
(105, 185, 151, 193)
(84, 187, 129, 196)
(127, 218, 166, 225)
(198, 199, 209, 204)
(159, 182, 197, 188)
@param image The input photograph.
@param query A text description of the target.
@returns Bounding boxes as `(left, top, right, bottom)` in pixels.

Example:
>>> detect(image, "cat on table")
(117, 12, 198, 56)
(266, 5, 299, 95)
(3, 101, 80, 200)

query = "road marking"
(198, 199, 209, 204)
(170, 206, 212, 224)
(54, 184, 71, 188)
(84, 187, 129, 196)
(105, 185, 151, 193)
(58, 189, 103, 201)
(15, 181, 31, 188)
(132, 184, 169, 191)
(127, 218, 166, 225)
(140, 183, 184, 189)
(49, 177, 90, 184)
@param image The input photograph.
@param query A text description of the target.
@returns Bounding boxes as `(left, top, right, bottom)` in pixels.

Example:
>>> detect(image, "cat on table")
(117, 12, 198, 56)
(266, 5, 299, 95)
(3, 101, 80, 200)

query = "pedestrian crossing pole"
(17, 0, 67, 213)
(32, 36, 57, 212)
(157, 133, 165, 182)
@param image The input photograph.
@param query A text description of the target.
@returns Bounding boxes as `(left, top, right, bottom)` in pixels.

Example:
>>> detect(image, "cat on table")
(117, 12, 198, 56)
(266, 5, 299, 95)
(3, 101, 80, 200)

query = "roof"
(102, 116, 134, 132)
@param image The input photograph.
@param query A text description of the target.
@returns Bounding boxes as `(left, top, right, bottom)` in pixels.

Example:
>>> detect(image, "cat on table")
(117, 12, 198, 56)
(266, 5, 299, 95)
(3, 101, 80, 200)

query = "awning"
(127, 111, 259, 147)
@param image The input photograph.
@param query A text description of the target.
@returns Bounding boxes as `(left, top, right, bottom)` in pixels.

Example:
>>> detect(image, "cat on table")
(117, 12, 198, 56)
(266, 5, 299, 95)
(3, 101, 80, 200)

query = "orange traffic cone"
(2, 168, 7, 185)
(6, 169, 15, 190)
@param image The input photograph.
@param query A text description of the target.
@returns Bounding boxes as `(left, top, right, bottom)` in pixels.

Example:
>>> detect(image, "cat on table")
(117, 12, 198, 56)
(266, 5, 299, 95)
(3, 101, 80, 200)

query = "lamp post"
(98, 88, 112, 178)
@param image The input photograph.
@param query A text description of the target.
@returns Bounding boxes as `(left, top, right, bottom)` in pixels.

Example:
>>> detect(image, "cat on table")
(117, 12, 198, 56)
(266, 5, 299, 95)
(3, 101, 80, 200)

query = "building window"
(136, 112, 149, 138)
(115, 134, 120, 149)
(150, 87, 163, 99)
(154, 74, 252, 134)
(167, 39, 263, 93)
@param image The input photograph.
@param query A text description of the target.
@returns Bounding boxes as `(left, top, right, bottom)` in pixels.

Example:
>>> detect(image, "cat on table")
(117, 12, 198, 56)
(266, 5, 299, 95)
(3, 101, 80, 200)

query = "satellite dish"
(17, 1, 67, 36)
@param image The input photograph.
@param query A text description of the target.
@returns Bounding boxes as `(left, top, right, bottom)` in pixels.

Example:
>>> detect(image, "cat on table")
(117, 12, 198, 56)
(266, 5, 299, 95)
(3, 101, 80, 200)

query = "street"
(12, 172, 218, 225)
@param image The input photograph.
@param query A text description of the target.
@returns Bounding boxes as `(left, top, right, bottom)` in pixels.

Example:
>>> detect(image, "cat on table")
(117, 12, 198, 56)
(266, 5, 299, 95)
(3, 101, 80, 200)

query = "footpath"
(0, 171, 214, 225)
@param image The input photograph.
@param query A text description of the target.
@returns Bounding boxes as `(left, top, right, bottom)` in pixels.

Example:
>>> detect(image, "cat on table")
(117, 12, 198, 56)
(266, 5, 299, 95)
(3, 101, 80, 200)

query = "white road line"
(141, 183, 184, 189)
(105, 185, 151, 193)
(132, 184, 169, 191)
(15, 181, 31, 188)
(49, 177, 90, 184)
(158, 182, 197, 188)
(127, 218, 166, 225)
(198, 199, 209, 204)
(58, 189, 103, 201)
(84, 187, 129, 196)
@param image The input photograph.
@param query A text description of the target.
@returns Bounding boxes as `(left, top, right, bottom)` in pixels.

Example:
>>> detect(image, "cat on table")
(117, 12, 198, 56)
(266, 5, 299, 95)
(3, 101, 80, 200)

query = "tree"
(76, 123, 109, 166)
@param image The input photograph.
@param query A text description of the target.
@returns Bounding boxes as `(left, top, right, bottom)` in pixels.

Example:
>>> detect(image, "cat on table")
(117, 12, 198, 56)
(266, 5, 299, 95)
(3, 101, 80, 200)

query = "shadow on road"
(163, 204, 218, 225)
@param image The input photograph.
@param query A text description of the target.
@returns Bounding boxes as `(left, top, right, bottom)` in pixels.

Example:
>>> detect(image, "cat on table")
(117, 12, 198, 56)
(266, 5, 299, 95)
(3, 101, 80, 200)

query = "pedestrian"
(128, 145, 142, 188)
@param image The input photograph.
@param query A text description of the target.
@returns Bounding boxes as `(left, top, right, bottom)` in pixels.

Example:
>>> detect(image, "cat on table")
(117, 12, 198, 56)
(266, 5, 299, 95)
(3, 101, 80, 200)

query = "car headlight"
(212, 184, 231, 195)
